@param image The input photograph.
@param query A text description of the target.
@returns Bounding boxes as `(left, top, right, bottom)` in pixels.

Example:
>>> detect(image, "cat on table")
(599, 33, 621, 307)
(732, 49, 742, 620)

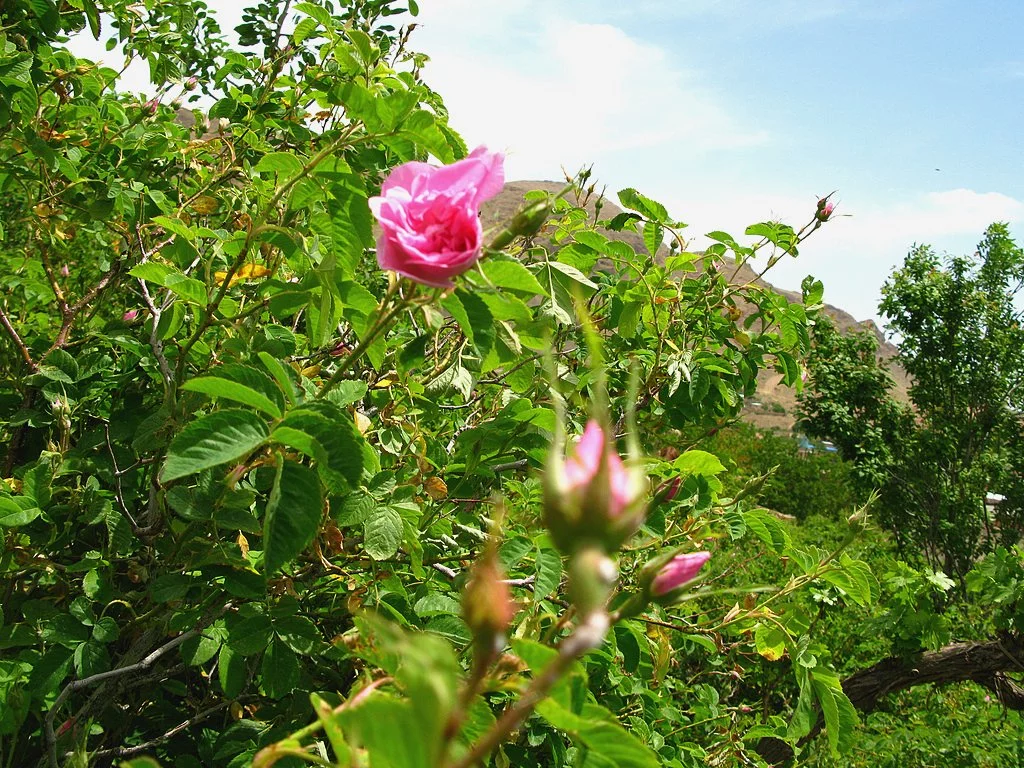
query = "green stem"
(315, 281, 411, 399)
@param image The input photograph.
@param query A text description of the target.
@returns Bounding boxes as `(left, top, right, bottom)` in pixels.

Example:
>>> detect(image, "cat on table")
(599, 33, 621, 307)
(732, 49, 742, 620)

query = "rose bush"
(369, 145, 505, 287)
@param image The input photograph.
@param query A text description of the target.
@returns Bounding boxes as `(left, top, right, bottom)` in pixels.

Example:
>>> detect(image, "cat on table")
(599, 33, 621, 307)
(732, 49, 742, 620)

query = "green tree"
(799, 224, 1024, 578)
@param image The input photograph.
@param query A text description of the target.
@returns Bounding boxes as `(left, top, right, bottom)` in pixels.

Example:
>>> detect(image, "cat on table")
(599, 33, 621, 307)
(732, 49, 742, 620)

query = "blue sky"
(410, 0, 1024, 322)
(71, 1, 1024, 324)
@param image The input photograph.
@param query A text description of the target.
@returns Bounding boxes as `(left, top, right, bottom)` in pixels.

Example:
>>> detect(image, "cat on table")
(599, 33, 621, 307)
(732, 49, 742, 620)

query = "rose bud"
(543, 419, 647, 555)
(368, 146, 505, 288)
(614, 548, 712, 619)
(462, 551, 515, 656)
(122, 309, 140, 322)
(815, 196, 836, 222)
(650, 551, 711, 599)
(184, 76, 198, 90)
(143, 98, 158, 116)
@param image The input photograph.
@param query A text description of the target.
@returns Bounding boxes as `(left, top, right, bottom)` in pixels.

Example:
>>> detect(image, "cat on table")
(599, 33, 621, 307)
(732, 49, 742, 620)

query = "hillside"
(483, 180, 910, 432)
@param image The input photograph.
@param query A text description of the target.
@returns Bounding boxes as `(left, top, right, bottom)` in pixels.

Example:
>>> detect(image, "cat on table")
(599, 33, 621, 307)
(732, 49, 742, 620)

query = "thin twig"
(83, 699, 246, 759)
(0, 303, 35, 371)
(44, 604, 232, 768)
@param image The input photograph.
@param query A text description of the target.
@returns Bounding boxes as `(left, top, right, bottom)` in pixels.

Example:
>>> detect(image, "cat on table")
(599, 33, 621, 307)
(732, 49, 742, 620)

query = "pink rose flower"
(562, 420, 634, 517)
(368, 146, 505, 288)
(651, 551, 711, 596)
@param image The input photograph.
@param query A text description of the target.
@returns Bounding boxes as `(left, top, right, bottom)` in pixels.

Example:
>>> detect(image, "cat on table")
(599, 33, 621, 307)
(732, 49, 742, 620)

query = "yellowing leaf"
(300, 364, 321, 378)
(354, 411, 372, 434)
(214, 263, 274, 287)
(237, 532, 250, 558)
(423, 476, 448, 501)
(191, 195, 220, 215)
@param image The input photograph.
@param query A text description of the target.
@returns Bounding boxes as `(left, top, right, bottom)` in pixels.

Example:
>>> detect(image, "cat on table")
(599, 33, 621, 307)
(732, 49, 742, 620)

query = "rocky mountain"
(483, 180, 910, 432)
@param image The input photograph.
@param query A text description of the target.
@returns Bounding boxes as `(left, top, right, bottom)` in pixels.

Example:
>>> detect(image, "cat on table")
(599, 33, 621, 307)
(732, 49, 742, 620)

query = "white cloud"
(413, 3, 767, 181)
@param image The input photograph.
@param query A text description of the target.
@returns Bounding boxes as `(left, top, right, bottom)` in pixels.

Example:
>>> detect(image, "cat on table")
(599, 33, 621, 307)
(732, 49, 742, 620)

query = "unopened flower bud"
(846, 506, 869, 534)
(184, 76, 198, 91)
(815, 197, 835, 222)
(463, 553, 515, 654)
(60, 263, 69, 277)
(617, 548, 712, 618)
(143, 98, 159, 116)
(487, 198, 552, 252)
(543, 419, 647, 555)
(650, 551, 711, 599)
(122, 309, 140, 322)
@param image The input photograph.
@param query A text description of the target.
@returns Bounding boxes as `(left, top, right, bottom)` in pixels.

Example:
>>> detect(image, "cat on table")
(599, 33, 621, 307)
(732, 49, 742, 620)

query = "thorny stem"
(448, 612, 610, 768)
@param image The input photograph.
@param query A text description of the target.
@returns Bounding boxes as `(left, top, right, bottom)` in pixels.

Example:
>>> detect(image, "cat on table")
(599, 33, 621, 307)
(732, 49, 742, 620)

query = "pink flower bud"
(184, 76, 198, 90)
(562, 420, 634, 516)
(816, 197, 836, 222)
(650, 551, 711, 597)
(543, 419, 647, 554)
(122, 309, 139, 322)
(59, 263, 70, 277)
(143, 98, 158, 116)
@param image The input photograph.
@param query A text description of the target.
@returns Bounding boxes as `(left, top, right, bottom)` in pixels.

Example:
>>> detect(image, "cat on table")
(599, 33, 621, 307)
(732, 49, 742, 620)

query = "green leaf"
(160, 410, 270, 483)
(672, 450, 726, 477)
(754, 623, 787, 661)
(363, 506, 402, 560)
(812, 669, 858, 755)
(275, 404, 363, 491)
(413, 592, 461, 618)
(537, 699, 660, 768)
(743, 508, 791, 553)
(258, 351, 299, 404)
(227, 615, 273, 656)
(218, 645, 246, 698)
(338, 694, 431, 768)
(181, 628, 221, 666)
(0, 497, 41, 527)
(618, 188, 669, 224)
(275, 615, 323, 656)
(262, 637, 300, 699)
(254, 152, 305, 177)
(533, 547, 563, 603)
(182, 364, 284, 418)
(128, 262, 207, 305)
(263, 459, 323, 574)
(480, 257, 547, 296)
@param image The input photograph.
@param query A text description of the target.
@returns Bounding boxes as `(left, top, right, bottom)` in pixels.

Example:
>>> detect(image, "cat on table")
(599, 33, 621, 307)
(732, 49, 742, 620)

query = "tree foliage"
(799, 225, 1024, 578)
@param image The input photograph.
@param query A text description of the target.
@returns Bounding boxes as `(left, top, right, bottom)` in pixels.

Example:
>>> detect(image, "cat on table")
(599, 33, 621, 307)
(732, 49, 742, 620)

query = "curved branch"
(757, 633, 1024, 765)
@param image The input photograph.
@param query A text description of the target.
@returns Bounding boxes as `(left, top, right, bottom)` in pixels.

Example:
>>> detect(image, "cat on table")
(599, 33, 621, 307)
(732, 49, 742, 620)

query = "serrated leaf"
(537, 699, 660, 768)
(533, 547, 562, 603)
(812, 670, 858, 755)
(0, 497, 41, 527)
(754, 623, 787, 661)
(182, 364, 284, 418)
(218, 645, 246, 698)
(413, 592, 461, 618)
(363, 506, 402, 560)
(263, 459, 323, 574)
(262, 636, 300, 699)
(160, 410, 270, 483)
(254, 152, 304, 177)
(480, 258, 547, 296)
